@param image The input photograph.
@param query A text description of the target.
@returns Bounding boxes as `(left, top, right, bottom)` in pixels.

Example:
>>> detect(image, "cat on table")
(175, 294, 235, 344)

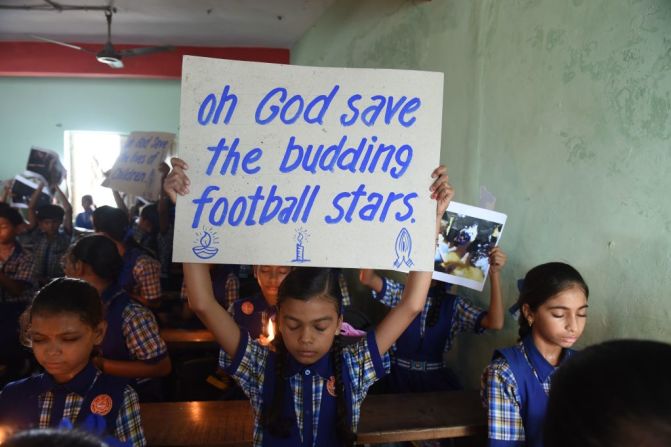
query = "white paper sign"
(102, 131, 174, 200)
(173, 56, 443, 270)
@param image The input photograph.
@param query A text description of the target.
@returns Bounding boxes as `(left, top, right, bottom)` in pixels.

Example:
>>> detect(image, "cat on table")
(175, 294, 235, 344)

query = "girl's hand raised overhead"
(430, 165, 454, 219)
(163, 157, 190, 203)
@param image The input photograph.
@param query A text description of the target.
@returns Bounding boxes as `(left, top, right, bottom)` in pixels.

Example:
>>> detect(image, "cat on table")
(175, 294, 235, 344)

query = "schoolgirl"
(359, 245, 506, 392)
(63, 234, 171, 399)
(165, 159, 453, 446)
(0, 278, 146, 446)
(481, 262, 589, 447)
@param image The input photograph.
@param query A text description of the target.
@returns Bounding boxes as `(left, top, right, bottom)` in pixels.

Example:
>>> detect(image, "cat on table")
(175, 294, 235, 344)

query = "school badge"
(90, 394, 113, 416)
(326, 376, 337, 397)
(241, 301, 254, 315)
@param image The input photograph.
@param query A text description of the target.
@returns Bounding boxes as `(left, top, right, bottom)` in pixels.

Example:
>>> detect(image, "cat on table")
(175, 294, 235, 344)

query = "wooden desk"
(160, 328, 218, 351)
(141, 390, 485, 446)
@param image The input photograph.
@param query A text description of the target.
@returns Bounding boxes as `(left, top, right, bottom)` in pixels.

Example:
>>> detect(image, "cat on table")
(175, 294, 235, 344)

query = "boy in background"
(26, 184, 72, 286)
(0, 205, 34, 381)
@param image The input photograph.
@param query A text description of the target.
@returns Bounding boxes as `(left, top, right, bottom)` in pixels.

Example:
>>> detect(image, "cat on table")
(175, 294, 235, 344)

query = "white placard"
(432, 201, 507, 291)
(173, 56, 443, 271)
(102, 131, 174, 200)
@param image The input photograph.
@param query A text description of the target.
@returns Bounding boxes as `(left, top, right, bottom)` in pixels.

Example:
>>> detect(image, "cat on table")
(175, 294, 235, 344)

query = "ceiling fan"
(32, 8, 173, 69)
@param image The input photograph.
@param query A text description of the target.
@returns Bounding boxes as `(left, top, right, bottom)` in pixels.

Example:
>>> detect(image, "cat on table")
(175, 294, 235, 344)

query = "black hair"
(66, 234, 122, 284)
(35, 204, 65, 222)
(92, 205, 129, 242)
(545, 339, 671, 447)
(516, 262, 588, 339)
(3, 428, 108, 447)
(262, 267, 355, 446)
(139, 203, 159, 234)
(0, 205, 25, 227)
(29, 277, 103, 329)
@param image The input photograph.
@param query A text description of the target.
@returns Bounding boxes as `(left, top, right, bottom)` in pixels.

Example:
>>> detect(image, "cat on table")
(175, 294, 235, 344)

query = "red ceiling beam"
(0, 42, 290, 79)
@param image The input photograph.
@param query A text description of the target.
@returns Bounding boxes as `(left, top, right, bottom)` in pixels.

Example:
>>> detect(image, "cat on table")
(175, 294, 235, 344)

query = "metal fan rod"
(0, 2, 113, 12)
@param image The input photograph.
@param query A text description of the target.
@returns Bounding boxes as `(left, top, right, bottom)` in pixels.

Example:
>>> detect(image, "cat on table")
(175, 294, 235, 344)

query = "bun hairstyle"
(263, 268, 355, 446)
(516, 262, 589, 339)
(92, 205, 129, 242)
(66, 234, 123, 284)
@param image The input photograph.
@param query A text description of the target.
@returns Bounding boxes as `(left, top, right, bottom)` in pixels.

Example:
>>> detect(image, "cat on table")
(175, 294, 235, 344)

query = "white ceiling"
(0, 0, 336, 48)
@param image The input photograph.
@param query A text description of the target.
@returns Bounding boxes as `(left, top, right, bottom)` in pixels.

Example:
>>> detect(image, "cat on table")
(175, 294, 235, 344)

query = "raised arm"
(26, 182, 45, 231)
(183, 262, 241, 357)
(359, 269, 384, 294)
(164, 157, 241, 357)
(1, 180, 11, 203)
(374, 165, 454, 354)
(480, 247, 506, 330)
(54, 185, 73, 236)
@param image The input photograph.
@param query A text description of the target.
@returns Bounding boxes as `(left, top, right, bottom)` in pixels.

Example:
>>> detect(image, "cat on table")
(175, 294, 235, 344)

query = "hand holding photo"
(432, 201, 507, 291)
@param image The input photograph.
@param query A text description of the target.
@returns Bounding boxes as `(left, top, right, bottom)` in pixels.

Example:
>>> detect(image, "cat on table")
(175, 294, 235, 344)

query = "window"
(64, 130, 125, 215)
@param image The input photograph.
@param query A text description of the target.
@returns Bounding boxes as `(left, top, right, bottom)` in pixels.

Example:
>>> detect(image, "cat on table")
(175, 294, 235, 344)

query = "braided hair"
(516, 262, 589, 340)
(261, 267, 355, 446)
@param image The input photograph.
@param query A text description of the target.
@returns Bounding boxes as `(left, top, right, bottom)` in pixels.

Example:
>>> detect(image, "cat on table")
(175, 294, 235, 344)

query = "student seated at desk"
(180, 264, 241, 323)
(0, 205, 34, 381)
(63, 234, 171, 401)
(0, 278, 146, 446)
(481, 262, 589, 447)
(166, 158, 452, 447)
(359, 246, 506, 393)
(92, 206, 161, 307)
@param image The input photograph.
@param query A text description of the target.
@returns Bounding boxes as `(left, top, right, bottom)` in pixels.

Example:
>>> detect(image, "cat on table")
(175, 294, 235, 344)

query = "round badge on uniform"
(326, 376, 337, 397)
(90, 394, 113, 416)
(241, 301, 254, 315)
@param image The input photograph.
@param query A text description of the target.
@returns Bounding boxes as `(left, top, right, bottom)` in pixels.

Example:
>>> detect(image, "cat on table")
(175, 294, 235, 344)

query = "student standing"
(359, 246, 506, 392)
(26, 184, 72, 286)
(481, 262, 589, 447)
(165, 159, 453, 446)
(74, 194, 95, 230)
(0, 278, 146, 446)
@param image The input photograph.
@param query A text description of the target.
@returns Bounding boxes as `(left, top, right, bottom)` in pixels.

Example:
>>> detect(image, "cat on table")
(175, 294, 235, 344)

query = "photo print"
(433, 201, 507, 291)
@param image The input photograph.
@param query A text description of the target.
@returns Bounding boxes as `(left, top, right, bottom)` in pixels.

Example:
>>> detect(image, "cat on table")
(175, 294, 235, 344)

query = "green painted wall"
(0, 77, 180, 181)
(292, 0, 671, 388)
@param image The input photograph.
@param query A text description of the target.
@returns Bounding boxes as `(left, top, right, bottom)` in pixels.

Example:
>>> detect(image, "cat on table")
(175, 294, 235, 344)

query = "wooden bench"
(141, 390, 485, 446)
(160, 328, 218, 351)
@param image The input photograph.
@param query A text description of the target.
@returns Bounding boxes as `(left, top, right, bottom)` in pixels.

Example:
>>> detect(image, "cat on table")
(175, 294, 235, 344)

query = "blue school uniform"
(373, 278, 486, 392)
(0, 242, 34, 369)
(231, 293, 274, 340)
(75, 209, 94, 230)
(99, 284, 169, 401)
(0, 362, 146, 446)
(221, 331, 389, 447)
(482, 335, 575, 447)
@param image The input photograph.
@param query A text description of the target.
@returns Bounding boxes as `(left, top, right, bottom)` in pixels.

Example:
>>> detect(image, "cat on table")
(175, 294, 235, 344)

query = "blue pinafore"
(494, 335, 574, 447)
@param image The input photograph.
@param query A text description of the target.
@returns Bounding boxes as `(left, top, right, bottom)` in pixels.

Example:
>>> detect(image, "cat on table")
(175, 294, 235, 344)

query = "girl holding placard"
(164, 158, 452, 447)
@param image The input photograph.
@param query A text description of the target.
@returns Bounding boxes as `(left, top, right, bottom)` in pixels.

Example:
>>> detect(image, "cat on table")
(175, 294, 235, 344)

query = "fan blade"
(30, 34, 96, 54)
(119, 45, 174, 57)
